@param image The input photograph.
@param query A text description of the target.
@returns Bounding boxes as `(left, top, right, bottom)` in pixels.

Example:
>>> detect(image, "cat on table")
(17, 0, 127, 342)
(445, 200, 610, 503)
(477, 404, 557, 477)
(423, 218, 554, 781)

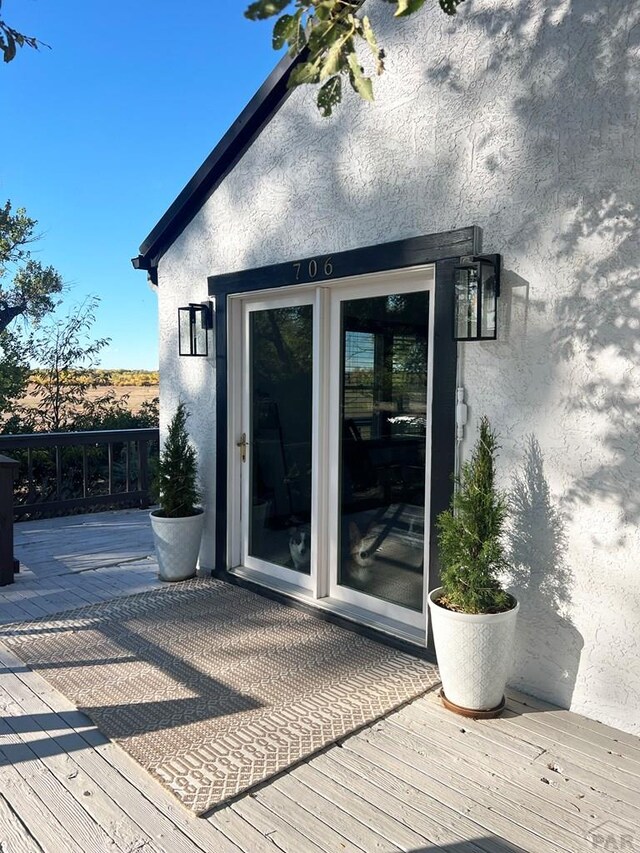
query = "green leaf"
(347, 51, 374, 101)
(2, 28, 16, 63)
(271, 11, 306, 54)
(245, 0, 291, 22)
(307, 19, 336, 54)
(287, 19, 307, 54)
(272, 14, 294, 50)
(361, 16, 385, 74)
(317, 75, 342, 117)
(395, 0, 426, 17)
(288, 59, 322, 87)
(319, 34, 347, 79)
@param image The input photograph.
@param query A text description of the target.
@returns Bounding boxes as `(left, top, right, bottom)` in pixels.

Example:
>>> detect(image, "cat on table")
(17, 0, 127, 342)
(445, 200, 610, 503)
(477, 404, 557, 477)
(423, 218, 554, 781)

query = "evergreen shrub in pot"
(150, 403, 204, 582)
(428, 416, 519, 716)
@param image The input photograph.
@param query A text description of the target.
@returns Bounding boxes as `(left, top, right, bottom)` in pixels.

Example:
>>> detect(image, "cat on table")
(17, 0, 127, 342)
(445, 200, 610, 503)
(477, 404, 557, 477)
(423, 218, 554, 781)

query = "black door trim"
(212, 227, 481, 630)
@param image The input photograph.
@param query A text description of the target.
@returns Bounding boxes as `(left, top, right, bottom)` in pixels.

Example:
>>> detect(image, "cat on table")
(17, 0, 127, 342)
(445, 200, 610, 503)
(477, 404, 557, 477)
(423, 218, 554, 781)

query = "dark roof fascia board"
(135, 49, 306, 270)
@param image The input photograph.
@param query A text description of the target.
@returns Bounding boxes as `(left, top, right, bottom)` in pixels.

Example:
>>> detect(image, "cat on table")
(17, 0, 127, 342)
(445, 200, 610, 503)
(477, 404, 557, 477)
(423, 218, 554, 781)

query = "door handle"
(236, 433, 248, 463)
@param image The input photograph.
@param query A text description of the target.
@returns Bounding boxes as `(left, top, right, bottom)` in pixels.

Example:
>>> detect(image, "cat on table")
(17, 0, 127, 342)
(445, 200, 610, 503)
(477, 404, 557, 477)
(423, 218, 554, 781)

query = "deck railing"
(0, 428, 159, 519)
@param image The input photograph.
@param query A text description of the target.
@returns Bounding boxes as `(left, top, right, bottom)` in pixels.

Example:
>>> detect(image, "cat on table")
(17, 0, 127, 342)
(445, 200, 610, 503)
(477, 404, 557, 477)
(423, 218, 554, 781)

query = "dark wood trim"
(207, 227, 481, 297)
(0, 428, 159, 451)
(428, 257, 459, 596)
(214, 293, 229, 573)
(0, 429, 159, 519)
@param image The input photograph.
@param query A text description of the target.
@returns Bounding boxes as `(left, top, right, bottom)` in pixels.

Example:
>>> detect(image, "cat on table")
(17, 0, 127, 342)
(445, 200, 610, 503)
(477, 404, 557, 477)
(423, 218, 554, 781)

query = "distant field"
(28, 369, 159, 387)
(18, 384, 158, 412)
(19, 371, 159, 413)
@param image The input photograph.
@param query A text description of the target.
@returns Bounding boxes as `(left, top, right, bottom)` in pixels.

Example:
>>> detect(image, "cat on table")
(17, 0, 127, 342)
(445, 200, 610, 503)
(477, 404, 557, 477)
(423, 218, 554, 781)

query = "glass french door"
(232, 270, 433, 632)
(327, 277, 431, 629)
(238, 292, 317, 590)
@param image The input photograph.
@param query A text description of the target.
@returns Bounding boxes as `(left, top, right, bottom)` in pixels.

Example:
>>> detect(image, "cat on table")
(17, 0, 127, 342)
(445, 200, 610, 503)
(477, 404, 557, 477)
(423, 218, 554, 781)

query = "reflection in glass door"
(232, 271, 434, 632)
(243, 301, 314, 582)
(335, 290, 429, 613)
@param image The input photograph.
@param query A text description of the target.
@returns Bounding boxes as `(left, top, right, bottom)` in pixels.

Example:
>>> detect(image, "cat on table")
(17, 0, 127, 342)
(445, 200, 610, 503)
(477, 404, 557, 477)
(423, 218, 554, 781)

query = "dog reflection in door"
(348, 521, 378, 585)
(289, 521, 380, 578)
(289, 525, 311, 571)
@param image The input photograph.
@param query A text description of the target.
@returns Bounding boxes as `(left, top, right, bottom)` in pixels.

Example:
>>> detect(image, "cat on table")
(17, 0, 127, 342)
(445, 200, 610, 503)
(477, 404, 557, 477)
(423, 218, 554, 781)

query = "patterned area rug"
(1, 579, 439, 814)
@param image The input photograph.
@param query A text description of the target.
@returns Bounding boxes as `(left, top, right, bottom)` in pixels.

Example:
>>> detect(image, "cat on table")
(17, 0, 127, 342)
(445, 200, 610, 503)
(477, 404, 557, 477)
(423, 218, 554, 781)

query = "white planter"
(150, 509, 204, 582)
(428, 586, 519, 712)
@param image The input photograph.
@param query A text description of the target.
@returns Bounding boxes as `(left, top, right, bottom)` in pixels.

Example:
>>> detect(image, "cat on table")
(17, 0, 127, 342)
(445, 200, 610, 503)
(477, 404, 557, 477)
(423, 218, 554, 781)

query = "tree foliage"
(0, 329, 29, 415)
(155, 403, 200, 518)
(12, 297, 114, 433)
(245, 0, 465, 115)
(0, 1, 47, 63)
(0, 200, 63, 334)
(437, 416, 512, 614)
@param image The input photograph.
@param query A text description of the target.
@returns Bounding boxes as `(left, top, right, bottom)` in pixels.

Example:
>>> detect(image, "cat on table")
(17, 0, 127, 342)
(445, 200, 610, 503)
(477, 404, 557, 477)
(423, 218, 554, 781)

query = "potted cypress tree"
(150, 402, 204, 582)
(428, 416, 519, 717)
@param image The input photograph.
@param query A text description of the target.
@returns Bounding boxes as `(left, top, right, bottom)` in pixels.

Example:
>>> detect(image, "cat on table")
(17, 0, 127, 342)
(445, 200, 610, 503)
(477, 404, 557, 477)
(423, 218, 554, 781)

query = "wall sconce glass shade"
(453, 254, 501, 341)
(178, 302, 213, 356)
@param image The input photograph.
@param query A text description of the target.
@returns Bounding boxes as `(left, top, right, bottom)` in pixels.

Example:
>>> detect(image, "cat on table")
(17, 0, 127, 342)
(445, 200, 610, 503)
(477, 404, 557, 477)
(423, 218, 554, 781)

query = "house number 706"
(293, 257, 333, 281)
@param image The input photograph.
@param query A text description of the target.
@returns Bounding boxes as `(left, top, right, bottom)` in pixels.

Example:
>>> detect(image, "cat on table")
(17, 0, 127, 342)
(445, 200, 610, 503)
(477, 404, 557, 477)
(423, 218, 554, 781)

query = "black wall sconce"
(178, 301, 213, 357)
(453, 254, 501, 341)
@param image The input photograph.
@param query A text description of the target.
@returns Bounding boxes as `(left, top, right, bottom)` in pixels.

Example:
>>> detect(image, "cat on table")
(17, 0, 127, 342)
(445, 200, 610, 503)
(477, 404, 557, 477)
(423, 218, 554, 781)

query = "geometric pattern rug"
(1, 578, 439, 814)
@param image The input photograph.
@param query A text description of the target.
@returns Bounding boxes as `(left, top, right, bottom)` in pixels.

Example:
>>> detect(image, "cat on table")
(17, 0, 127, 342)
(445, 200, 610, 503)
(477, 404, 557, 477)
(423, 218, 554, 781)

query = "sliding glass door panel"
(337, 290, 429, 612)
(245, 302, 314, 577)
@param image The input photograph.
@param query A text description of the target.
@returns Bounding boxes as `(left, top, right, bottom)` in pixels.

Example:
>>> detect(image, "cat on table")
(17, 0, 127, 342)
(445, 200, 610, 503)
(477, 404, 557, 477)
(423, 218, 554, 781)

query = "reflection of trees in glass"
(251, 307, 312, 387)
(251, 306, 313, 524)
(342, 293, 428, 438)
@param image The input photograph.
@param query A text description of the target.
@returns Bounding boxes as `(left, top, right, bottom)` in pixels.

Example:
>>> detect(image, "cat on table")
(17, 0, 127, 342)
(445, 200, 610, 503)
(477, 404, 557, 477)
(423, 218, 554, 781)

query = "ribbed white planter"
(428, 586, 519, 712)
(150, 509, 204, 582)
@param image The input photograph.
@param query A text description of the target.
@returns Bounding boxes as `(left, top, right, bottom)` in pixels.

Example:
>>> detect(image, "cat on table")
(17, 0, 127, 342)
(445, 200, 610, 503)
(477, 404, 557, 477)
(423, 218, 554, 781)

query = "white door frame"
(327, 269, 435, 630)
(227, 265, 436, 635)
(229, 288, 319, 592)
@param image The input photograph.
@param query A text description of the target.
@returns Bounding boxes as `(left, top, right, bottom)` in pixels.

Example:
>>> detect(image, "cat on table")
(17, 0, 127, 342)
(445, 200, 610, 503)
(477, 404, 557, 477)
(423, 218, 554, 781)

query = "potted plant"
(428, 416, 519, 717)
(150, 402, 204, 582)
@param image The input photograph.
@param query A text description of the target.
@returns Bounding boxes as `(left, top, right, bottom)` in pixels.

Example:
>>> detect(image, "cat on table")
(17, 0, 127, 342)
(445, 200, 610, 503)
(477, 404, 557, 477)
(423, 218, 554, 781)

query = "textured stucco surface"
(154, 0, 640, 733)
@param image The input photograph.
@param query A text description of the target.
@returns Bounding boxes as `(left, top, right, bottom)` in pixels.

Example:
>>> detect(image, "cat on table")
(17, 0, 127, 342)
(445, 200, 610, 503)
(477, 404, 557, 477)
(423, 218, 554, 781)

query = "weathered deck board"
(315, 750, 502, 852)
(290, 761, 423, 851)
(1, 509, 162, 625)
(231, 794, 327, 853)
(0, 680, 161, 853)
(355, 727, 588, 852)
(272, 772, 399, 853)
(0, 643, 241, 853)
(0, 510, 638, 853)
(396, 692, 640, 829)
(253, 783, 365, 853)
(387, 709, 640, 829)
(0, 715, 120, 853)
(0, 793, 43, 853)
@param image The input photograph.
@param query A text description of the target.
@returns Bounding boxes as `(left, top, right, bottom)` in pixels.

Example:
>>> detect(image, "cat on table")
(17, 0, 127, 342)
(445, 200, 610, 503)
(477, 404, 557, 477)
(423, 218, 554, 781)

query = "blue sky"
(1, 1, 281, 369)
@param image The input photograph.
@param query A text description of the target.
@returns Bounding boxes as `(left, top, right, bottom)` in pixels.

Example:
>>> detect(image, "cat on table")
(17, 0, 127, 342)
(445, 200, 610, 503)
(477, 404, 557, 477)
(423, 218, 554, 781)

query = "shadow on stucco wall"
(507, 436, 583, 707)
(554, 195, 640, 525)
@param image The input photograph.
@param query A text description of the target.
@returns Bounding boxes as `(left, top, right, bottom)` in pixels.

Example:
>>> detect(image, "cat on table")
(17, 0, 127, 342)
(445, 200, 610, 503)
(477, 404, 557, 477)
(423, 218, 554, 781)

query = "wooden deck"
(1, 511, 638, 853)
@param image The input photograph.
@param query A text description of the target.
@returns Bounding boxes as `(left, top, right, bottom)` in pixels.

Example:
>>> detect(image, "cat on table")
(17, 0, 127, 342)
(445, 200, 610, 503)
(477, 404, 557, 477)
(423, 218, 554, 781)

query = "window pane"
(338, 291, 428, 611)
(249, 305, 313, 574)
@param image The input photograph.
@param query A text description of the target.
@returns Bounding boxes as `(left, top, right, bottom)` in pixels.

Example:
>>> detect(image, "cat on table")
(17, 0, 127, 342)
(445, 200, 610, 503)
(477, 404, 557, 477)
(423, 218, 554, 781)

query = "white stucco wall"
(155, 0, 640, 733)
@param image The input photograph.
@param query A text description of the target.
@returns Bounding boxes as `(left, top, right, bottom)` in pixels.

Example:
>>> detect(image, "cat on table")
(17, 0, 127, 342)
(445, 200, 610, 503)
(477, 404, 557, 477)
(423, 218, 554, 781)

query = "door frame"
(326, 269, 435, 629)
(230, 288, 321, 592)
(212, 227, 481, 645)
